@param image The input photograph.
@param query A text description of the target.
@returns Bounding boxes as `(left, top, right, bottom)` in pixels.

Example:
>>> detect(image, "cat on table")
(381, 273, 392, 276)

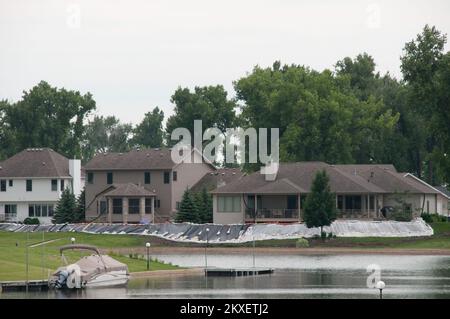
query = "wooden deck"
(205, 267, 274, 277)
(0, 280, 49, 292)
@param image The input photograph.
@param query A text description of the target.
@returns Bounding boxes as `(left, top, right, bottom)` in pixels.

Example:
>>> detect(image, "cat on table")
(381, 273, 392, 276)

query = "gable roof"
(84, 147, 216, 171)
(85, 148, 175, 170)
(0, 148, 71, 178)
(104, 183, 156, 197)
(211, 162, 440, 195)
(190, 167, 245, 192)
(435, 186, 450, 199)
(212, 162, 385, 194)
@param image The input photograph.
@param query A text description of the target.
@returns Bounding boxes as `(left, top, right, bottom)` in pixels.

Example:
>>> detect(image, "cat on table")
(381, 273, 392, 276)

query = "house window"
(41, 205, 48, 217)
(48, 205, 54, 217)
(112, 198, 122, 214)
(0, 180, 6, 192)
(173, 171, 177, 182)
(5, 204, 17, 216)
(164, 171, 170, 184)
(286, 195, 298, 209)
(176, 201, 180, 210)
(26, 180, 32, 192)
(145, 198, 153, 213)
(217, 196, 241, 212)
(35, 205, 41, 217)
(337, 195, 344, 210)
(107, 172, 113, 185)
(144, 172, 151, 184)
(128, 198, 140, 214)
(60, 180, 65, 191)
(51, 179, 57, 191)
(87, 172, 94, 184)
(28, 205, 34, 217)
(28, 204, 54, 218)
(156, 199, 161, 208)
(99, 201, 107, 214)
(8, 180, 13, 187)
(345, 195, 361, 210)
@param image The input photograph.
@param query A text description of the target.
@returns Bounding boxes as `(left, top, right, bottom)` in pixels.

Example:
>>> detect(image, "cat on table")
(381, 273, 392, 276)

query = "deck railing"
(245, 208, 299, 220)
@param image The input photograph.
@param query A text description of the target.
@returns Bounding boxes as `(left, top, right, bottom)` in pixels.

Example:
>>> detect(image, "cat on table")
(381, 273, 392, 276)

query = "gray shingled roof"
(211, 162, 438, 195)
(104, 183, 156, 197)
(0, 148, 70, 178)
(84, 148, 175, 170)
(190, 168, 245, 192)
(435, 186, 450, 198)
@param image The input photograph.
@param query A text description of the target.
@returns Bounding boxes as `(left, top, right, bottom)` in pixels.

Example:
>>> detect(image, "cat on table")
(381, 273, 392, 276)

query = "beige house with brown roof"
(84, 148, 215, 223)
(211, 162, 450, 224)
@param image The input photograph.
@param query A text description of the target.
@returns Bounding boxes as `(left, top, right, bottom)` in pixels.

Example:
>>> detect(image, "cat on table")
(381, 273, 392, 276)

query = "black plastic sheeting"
(0, 223, 249, 243)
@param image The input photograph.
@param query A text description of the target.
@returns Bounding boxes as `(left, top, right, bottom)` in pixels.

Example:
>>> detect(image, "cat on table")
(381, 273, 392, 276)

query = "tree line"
(1, 25, 449, 186)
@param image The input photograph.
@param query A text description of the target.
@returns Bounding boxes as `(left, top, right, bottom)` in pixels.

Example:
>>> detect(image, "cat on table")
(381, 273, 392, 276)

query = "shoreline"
(108, 246, 450, 256)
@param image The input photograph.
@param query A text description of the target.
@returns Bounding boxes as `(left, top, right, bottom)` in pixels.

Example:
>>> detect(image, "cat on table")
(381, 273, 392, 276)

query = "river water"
(2, 254, 450, 299)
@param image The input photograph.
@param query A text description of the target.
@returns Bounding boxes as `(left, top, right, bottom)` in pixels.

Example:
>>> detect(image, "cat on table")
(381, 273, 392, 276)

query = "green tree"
(73, 188, 86, 222)
(194, 188, 213, 223)
(81, 115, 133, 162)
(53, 188, 77, 224)
(175, 189, 199, 223)
(132, 107, 164, 148)
(234, 62, 399, 171)
(0, 81, 95, 159)
(303, 170, 337, 233)
(166, 85, 237, 147)
(400, 25, 449, 184)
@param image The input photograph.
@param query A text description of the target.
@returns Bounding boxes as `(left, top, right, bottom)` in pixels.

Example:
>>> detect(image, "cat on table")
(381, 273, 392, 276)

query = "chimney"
(261, 161, 279, 181)
(69, 159, 82, 197)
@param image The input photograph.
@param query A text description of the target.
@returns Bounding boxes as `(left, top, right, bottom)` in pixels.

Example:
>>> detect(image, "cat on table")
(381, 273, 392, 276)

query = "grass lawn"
(0, 232, 179, 282)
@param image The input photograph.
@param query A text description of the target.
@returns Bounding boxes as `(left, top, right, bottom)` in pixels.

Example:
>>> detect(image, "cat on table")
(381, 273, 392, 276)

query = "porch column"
(151, 197, 155, 223)
(367, 194, 370, 219)
(298, 194, 301, 222)
(107, 197, 113, 224)
(255, 195, 258, 221)
(375, 195, 378, 218)
(123, 198, 128, 224)
(139, 197, 145, 219)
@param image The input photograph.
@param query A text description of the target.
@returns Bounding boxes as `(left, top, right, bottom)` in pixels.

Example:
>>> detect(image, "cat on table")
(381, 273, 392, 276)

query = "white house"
(0, 148, 82, 224)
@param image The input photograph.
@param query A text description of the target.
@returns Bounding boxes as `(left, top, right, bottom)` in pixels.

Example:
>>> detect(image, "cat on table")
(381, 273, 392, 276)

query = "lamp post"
(205, 228, 210, 272)
(146, 242, 151, 271)
(376, 281, 385, 299)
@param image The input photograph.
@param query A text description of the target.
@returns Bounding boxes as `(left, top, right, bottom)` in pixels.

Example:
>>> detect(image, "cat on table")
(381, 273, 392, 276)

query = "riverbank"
(1, 222, 449, 281)
(0, 231, 179, 282)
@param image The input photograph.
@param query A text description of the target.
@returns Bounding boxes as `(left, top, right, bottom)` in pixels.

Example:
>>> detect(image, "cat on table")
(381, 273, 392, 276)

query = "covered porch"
(103, 183, 156, 224)
(244, 194, 303, 223)
(336, 194, 382, 219)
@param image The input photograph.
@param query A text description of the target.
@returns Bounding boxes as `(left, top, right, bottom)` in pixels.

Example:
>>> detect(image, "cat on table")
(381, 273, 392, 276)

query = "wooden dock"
(0, 280, 49, 292)
(205, 267, 274, 277)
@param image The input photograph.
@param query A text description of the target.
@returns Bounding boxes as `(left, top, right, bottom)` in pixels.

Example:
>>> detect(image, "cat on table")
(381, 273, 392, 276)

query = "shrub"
(420, 213, 433, 223)
(327, 232, 333, 239)
(295, 238, 309, 248)
(320, 231, 327, 240)
(421, 213, 447, 223)
(23, 217, 40, 225)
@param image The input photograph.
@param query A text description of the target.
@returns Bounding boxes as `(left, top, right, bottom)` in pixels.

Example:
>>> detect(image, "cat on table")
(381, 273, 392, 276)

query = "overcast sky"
(1, 0, 449, 124)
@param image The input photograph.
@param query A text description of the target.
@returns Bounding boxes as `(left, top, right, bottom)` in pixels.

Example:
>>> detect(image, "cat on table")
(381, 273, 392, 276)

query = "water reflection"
(2, 255, 450, 299)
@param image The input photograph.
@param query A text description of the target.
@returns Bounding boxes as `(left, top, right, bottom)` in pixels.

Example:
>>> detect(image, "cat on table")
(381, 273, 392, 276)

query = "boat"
(49, 244, 129, 289)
